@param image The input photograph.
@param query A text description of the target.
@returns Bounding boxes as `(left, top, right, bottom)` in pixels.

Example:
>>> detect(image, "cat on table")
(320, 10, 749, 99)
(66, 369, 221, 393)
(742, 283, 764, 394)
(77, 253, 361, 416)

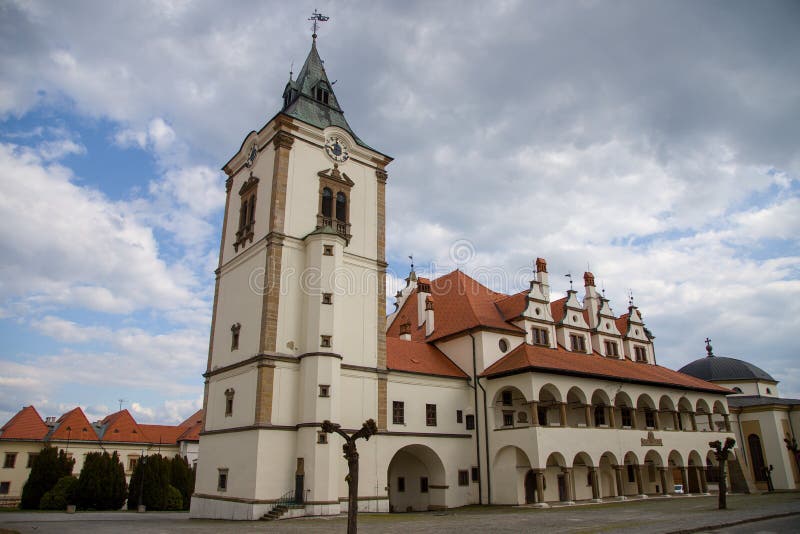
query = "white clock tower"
(191, 31, 392, 519)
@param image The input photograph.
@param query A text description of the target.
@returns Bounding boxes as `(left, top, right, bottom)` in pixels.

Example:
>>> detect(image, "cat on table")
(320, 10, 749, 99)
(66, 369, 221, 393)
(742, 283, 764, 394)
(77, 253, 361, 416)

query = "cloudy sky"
(1, 0, 798, 425)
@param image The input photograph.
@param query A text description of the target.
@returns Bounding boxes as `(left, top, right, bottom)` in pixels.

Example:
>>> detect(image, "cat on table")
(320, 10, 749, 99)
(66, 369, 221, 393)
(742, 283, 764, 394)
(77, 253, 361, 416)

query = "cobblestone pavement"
(1, 493, 799, 534)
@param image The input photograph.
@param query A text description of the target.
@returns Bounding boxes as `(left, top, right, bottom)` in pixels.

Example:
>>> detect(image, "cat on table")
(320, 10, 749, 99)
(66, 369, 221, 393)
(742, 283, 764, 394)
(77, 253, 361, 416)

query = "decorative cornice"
(318, 165, 355, 187)
(272, 131, 295, 150)
(225, 176, 234, 193)
(297, 351, 343, 360)
(238, 175, 259, 196)
(376, 169, 388, 183)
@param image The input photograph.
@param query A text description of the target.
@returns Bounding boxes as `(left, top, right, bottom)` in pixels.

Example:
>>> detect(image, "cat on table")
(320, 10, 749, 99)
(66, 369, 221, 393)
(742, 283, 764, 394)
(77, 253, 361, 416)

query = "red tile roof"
(387, 270, 525, 342)
(179, 409, 203, 428)
(615, 314, 629, 336)
(0, 406, 49, 440)
(495, 291, 527, 321)
(176, 409, 204, 442)
(550, 297, 568, 323)
(139, 424, 185, 446)
(50, 407, 99, 441)
(99, 410, 148, 443)
(387, 337, 467, 378)
(482, 343, 731, 393)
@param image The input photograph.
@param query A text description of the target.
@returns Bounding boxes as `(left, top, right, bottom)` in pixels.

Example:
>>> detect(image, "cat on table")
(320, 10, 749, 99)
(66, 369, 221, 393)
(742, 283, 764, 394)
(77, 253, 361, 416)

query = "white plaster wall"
(386, 373, 472, 434)
(205, 367, 256, 431)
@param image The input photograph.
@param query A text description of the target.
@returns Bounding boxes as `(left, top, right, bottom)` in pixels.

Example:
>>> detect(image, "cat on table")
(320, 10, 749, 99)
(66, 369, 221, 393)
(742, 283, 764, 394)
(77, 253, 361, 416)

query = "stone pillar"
(613, 465, 626, 498)
(590, 467, 600, 500)
(659, 467, 669, 495)
(534, 469, 545, 504)
(609, 406, 616, 428)
(723, 414, 731, 432)
(559, 402, 567, 427)
(584, 404, 592, 427)
(531, 400, 539, 426)
(707, 413, 714, 431)
(699, 465, 709, 494)
(680, 467, 690, 495)
(561, 467, 574, 502)
(689, 411, 697, 431)
(630, 408, 637, 429)
(672, 410, 680, 431)
(634, 464, 644, 496)
(653, 410, 660, 430)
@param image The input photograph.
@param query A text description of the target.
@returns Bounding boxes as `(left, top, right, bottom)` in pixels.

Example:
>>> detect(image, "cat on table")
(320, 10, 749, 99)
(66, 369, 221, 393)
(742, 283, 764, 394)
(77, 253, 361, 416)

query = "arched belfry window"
(314, 83, 330, 105)
(316, 165, 354, 244)
(322, 187, 333, 219)
(336, 192, 347, 222)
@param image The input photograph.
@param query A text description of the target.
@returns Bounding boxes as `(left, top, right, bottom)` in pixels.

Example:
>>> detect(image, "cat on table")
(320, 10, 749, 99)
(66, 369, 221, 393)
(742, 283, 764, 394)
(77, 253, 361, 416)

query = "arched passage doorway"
(492, 445, 533, 505)
(387, 445, 446, 512)
(748, 433, 767, 483)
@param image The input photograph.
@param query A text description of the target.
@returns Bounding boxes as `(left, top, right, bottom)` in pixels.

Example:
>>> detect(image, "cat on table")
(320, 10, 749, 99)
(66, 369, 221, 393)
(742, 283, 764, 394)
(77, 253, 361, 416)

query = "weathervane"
(309, 9, 329, 40)
(628, 289, 635, 307)
(408, 255, 414, 272)
(565, 272, 573, 290)
(705, 337, 714, 357)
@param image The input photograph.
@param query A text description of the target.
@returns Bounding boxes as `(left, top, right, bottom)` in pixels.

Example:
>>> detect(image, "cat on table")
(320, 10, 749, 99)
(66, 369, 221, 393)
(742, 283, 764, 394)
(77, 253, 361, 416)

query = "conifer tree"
(170, 454, 193, 510)
(21, 446, 75, 509)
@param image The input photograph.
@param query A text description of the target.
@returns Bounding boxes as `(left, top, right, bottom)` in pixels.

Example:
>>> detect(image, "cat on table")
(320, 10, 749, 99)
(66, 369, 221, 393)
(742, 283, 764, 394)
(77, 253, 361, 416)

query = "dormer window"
(314, 83, 330, 105)
(634, 345, 647, 362)
(569, 334, 586, 353)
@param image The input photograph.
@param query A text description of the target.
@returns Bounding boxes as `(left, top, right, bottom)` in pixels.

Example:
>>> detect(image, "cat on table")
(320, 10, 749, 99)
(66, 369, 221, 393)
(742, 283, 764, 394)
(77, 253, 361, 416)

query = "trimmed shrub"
(21, 447, 75, 509)
(76, 451, 127, 510)
(164, 485, 183, 511)
(39, 475, 78, 510)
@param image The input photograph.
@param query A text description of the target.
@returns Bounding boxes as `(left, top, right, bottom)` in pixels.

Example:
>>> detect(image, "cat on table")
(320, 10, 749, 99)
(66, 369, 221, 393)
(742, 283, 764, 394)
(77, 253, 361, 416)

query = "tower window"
(224, 388, 235, 417)
(234, 176, 259, 252)
(320, 335, 332, 348)
(319, 385, 330, 398)
(322, 292, 333, 305)
(217, 468, 228, 491)
(336, 192, 347, 222)
(321, 187, 333, 219)
(230, 323, 241, 351)
(317, 432, 328, 444)
(323, 244, 334, 256)
(314, 84, 330, 105)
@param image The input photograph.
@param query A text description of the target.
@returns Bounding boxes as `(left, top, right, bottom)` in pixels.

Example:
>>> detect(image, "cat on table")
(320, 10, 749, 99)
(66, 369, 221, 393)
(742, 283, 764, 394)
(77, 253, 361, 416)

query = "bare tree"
(708, 437, 736, 509)
(321, 419, 378, 534)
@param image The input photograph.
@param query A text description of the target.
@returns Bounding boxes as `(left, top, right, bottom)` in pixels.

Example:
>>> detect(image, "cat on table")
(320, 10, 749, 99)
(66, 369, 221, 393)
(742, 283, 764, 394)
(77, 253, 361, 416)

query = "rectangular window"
(26, 453, 38, 469)
(426, 404, 437, 427)
(322, 292, 333, 305)
(319, 385, 330, 398)
(0, 482, 9, 495)
(3, 453, 16, 469)
(225, 388, 235, 417)
(532, 327, 549, 346)
(503, 411, 514, 427)
(604, 340, 619, 357)
(128, 457, 138, 472)
(393, 401, 405, 425)
(458, 470, 469, 486)
(320, 335, 332, 348)
(420, 477, 429, 493)
(465, 414, 475, 430)
(217, 469, 229, 492)
(230, 323, 240, 351)
(471, 467, 480, 482)
(323, 245, 334, 256)
(317, 432, 328, 444)
(621, 407, 632, 427)
(634, 346, 647, 362)
(501, 390, 513, 406)
(456, 410, 463, 423)
(397, 477, 405, 492)
(570, 334, 586, 352)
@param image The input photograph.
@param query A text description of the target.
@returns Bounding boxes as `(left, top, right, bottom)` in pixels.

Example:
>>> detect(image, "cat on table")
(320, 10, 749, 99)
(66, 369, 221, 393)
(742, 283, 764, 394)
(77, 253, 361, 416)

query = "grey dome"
(679, 356, 776, 382)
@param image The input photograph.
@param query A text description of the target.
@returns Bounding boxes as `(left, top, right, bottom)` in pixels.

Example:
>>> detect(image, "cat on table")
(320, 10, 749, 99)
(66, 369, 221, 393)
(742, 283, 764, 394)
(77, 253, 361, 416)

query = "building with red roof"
(0, 406, 202, 504)
(190, 34, 746, 522)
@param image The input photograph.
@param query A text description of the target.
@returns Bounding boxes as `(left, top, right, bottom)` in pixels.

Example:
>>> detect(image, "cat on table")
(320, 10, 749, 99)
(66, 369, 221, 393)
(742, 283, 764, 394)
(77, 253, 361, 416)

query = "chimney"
(535, 258, 550, 300)
(399, 317, 411, 341)
(583, 271, 600, 328)
(417, 278, 431, 327)
(425, 295, 435, 337)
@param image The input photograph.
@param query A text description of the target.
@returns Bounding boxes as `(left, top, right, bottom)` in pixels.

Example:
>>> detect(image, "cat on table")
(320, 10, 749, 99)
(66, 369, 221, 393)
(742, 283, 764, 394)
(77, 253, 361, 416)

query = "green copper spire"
(281, 39, 373, 150)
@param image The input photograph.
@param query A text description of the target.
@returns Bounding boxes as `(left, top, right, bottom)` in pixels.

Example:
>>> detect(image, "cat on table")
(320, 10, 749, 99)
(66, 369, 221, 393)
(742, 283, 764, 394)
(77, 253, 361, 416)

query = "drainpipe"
(470, 332, 491, 504)
(469, 332, 483, 504)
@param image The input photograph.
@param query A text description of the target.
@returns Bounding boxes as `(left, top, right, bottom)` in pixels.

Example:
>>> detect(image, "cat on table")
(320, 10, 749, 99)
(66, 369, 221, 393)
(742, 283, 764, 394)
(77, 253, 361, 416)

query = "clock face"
(325, 135, 349, 162)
